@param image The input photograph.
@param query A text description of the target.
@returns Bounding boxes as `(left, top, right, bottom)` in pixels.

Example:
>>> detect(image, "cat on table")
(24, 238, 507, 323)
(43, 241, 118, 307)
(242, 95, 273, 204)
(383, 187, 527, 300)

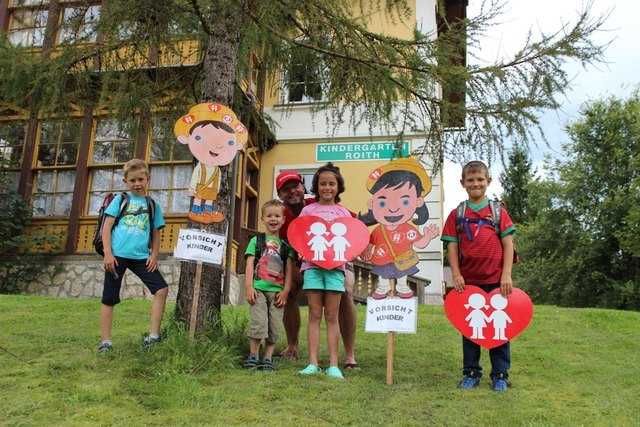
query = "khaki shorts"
(248, 290, 284, 343)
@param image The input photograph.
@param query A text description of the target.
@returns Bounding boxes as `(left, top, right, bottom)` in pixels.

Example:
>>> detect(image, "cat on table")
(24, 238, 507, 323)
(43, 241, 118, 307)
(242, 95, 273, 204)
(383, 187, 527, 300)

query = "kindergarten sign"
(174, 229, 226, 264)
(316, 142, 410, 162)
(365, 297, 418, 333)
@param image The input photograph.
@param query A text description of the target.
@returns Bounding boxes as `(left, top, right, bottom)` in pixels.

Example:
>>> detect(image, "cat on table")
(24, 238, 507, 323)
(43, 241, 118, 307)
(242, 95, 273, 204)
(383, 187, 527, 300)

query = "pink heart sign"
(444, 286, 533, 349)
(287, 216, 370, 269)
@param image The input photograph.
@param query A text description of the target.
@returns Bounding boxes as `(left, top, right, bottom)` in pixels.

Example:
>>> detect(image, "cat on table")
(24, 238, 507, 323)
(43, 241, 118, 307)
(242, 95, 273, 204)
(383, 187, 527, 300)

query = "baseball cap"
(276, 170, 303, 192)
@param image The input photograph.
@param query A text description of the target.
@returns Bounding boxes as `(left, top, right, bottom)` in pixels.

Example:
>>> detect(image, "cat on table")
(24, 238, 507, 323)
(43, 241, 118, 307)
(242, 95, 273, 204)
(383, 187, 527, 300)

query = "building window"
(31, 120, 81, 216)
(59, 4, 100, 44)
(8, 2, 49, 47)
(280, 45, 328, 104)
(0, 122, 26, 196)
(92, 118, 136, 164)
(36, 121, 81, 167)
(87, 118, 135, 215)
(32, 170, 75, 216)
(148, 117, 191, 214)
(0, 122, 26, 169)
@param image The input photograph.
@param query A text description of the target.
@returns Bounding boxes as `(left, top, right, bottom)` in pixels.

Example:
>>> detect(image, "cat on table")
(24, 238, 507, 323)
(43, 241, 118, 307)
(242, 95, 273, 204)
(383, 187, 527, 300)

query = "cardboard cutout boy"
(174, 103, 247, 224)
(359, 158, 440, 299)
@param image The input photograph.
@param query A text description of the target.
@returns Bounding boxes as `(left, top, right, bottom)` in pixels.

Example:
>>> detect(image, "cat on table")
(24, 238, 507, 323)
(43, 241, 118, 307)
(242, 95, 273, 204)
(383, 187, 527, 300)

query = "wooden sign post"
(189, 261, 203, 339)
(386, 278, 396, 385)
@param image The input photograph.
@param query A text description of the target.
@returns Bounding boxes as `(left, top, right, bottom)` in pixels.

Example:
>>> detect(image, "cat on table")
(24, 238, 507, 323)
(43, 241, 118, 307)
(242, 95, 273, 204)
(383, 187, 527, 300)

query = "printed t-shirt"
(106, 193, 165, 260)
(245, 235, 292, 292)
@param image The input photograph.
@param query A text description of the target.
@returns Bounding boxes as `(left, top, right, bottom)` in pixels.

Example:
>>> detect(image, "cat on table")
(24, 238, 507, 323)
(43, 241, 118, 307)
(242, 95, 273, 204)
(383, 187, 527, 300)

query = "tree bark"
(175, 2, 245, 336)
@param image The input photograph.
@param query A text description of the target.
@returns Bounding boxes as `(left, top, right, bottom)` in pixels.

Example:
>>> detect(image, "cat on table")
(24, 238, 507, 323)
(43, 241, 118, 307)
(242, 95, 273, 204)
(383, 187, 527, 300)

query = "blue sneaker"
(458, 375, 480, 389)
(493, 378, 508, 391)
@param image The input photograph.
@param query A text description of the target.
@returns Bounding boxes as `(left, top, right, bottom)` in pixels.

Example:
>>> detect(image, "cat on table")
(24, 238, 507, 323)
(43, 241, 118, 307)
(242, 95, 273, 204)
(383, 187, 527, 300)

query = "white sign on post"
(174, 228, 226, 265)
(365, 297, 418, 333)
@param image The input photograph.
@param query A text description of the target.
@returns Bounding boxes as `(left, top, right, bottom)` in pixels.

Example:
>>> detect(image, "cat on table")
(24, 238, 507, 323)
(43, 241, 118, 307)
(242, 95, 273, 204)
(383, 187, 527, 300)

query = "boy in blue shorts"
(243, 199, 292, 370)
(96, 159, 169, 353)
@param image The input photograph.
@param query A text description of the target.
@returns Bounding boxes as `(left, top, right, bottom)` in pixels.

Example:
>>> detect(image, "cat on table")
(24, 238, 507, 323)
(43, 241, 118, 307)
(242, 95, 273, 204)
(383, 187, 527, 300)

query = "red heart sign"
(287, 216, 370, 269)
(444, 286, 533, 349)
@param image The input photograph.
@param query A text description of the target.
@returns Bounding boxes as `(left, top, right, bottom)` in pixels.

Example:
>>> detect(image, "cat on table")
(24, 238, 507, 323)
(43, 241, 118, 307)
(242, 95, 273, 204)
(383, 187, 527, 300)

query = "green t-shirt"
(245, 235, 293, 292)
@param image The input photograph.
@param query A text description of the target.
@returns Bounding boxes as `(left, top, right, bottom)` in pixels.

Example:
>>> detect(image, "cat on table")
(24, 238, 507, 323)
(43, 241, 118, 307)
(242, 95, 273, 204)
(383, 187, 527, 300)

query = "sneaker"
(458, 375, 480, 389)
(493, 378, 508, 391)
(298, 364, 322, 375)
(141, 335, 161, 349)
(96, 342, 112, 354)
(242, 356, 259, 370)
(325, 366, 345, 380)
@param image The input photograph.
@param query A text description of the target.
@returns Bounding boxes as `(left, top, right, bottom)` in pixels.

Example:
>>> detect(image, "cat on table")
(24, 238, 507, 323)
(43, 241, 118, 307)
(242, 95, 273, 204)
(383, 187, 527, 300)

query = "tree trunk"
(175, 3, 244, 336)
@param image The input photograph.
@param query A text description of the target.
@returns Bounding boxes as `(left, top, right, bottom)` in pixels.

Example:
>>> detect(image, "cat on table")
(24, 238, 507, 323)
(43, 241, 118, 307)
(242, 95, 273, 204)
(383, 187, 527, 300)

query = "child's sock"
(263, 356, 272, 363)
(191, 205, 202, 214)
(249, 354, 259, 360)
(149, 333, 160, 340)
(204, 205, 214, 212)
(101, 339, 112, 346)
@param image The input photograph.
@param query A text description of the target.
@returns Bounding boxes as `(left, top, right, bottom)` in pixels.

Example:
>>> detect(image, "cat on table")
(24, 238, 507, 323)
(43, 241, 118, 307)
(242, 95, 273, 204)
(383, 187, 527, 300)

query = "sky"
(442, 0, 640, 214)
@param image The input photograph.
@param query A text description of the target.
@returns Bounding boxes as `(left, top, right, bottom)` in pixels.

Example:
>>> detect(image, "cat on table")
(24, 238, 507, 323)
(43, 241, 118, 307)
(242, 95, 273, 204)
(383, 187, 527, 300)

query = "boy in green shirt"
(243, 200, 293, 370)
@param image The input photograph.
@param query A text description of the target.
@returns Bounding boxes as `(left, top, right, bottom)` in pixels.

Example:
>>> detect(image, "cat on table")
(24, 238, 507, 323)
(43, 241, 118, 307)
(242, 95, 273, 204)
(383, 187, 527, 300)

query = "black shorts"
(101, 256, 168, 306)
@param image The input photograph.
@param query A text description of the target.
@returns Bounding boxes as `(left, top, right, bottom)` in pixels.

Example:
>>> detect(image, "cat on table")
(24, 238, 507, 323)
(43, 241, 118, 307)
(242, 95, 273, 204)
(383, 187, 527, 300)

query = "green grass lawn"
(0, 295, 638, 426)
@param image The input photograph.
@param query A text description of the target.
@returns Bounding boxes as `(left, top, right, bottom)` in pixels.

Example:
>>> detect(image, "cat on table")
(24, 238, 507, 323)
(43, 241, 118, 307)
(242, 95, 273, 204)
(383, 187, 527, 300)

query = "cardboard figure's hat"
(174, 103, 248, 146)
(366, 157, 432, 197)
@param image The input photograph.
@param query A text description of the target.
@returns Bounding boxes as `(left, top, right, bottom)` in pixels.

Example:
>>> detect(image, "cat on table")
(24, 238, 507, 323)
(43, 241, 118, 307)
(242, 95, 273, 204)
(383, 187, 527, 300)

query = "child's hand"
(103, 254, 117, 274)
(246, 286, 257, 305)
(500, 272, 513, 297)
(146, 255, 158, 272)
(452, 274, 466, 293)
(275, 289, 289, 307)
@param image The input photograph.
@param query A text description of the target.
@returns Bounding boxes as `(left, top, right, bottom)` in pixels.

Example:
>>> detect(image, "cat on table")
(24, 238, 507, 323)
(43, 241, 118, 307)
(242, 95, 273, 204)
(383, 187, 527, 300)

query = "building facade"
(0, 0, 467, 303)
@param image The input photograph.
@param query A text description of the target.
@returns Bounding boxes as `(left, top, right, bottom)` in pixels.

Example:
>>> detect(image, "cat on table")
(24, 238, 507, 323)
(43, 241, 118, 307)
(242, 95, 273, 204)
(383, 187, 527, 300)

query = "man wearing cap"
(275, 170, 359, 369)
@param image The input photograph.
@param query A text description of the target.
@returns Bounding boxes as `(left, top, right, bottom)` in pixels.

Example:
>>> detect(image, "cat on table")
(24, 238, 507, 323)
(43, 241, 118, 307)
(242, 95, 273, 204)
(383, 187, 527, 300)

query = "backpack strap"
(253, 233, 266, 277)
(145, 195, 155, 251)
(279, 238, 290, 265)
(112, 192, 130, 227)
(455, 200, 500, 242)
(489, 200, 502, 236)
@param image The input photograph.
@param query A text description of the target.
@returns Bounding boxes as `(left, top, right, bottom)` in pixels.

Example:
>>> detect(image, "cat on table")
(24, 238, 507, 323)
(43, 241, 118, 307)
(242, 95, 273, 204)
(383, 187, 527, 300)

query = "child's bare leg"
(264, 341, 276, 359)
(324, 291, 342, 368)
(306, 290, 324, 367)
(249, 338, 262, 356)
(150, 287, 168, 335)
(100, 304, 115, 340)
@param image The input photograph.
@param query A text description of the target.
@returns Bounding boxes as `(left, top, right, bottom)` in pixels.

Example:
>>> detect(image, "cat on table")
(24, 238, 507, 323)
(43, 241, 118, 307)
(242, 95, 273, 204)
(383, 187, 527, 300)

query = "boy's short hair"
(461, 160, 490, 179)
(123, 159, 149, 178)
(261, 199, 285, 216)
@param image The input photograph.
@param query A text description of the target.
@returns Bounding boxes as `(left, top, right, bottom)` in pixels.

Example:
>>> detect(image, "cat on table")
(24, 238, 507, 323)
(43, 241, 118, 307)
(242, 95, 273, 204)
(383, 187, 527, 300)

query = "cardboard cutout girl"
(359, 158, 440, 299)
(174, 103, 247, 224)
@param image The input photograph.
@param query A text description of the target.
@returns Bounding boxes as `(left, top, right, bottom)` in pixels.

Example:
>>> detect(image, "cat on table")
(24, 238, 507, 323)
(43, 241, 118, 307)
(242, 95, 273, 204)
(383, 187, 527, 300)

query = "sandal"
(257, 359, 275, 371)
(344, 363, 361, 371)
(242, 356, 258, 370)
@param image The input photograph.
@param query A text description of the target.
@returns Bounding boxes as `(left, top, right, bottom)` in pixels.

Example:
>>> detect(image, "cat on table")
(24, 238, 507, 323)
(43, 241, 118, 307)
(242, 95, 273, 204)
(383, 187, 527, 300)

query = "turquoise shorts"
(303, 268, 345, 293)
